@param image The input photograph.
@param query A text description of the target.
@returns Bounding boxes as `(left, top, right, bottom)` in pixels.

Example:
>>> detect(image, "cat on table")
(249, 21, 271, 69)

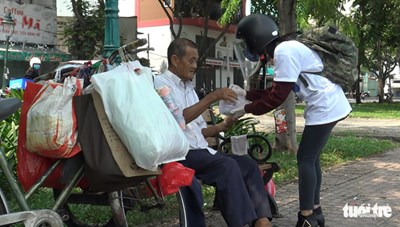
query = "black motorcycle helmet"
(236, 14, 279, 56)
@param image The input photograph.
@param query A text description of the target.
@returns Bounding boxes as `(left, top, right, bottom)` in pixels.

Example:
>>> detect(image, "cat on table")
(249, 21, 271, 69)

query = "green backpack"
(297, 26, 359, 90)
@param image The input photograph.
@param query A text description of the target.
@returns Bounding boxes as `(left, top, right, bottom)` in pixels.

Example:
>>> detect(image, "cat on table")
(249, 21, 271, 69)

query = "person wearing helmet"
(233, 14, 352, 227)
(25, 57, 41, 80)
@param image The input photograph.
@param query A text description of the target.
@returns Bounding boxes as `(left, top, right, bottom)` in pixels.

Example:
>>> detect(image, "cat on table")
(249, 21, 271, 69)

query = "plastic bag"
(91, 61, 189, 171)
(219, 95, 249, 116)
(151, 162, 195, 196)
(219, 84, 249, 116)
(17, 82, 88, 191)
(26, 77, 83, 158)
(74, 94, 160, 192)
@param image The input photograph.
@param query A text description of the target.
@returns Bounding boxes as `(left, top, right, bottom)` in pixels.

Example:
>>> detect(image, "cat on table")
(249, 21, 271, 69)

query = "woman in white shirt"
(234, 14, 352, 227)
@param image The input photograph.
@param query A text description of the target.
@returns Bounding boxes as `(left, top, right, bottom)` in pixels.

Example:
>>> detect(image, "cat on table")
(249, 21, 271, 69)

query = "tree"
(63, 0, 105, 59)
(158, 0, 233, 69)
(352, 0, 400, 103)
(220, 0, 352, 153)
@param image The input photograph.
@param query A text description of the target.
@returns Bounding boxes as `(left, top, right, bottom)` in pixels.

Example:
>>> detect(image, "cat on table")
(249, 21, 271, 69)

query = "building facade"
(0, 0, 70, 84)
(135, 0, 247, 93)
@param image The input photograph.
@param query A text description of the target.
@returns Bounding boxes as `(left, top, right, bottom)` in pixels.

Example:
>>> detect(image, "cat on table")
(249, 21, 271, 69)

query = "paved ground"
(271, 147, 400, 227)
(205, 116, 400, 227)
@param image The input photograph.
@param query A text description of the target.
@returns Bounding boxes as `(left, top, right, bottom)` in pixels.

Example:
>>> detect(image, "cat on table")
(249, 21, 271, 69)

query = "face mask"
(33, 64, 40, 70)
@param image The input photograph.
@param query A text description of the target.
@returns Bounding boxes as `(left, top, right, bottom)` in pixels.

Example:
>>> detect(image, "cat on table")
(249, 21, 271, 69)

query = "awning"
(0, 44, 72, 62)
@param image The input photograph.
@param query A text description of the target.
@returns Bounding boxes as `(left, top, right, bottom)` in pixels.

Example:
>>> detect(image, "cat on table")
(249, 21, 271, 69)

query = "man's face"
(173, 46, 198, 81)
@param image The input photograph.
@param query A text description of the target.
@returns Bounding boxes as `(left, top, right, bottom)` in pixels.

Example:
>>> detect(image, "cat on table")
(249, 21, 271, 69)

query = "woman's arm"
(244, 81, 295, 115)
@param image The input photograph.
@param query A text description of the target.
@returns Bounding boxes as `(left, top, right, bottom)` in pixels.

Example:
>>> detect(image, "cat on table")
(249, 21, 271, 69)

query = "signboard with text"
(0, 2, 57, 45)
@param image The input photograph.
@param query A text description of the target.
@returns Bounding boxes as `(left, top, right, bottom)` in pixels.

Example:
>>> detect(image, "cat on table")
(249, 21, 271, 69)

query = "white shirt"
(273, 40, 352, 125)
(154, 70, 217, 154)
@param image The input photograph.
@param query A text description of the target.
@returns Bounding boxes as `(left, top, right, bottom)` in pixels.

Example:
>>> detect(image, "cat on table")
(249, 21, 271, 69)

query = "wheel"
(0, 189, 9, 215)
(53, 189, 127, 227)
(176, 189, 188, 227)
(219, 134, 273, 163)
(54, 185, 188, 227)
(0, 189, 11, 227)
(127, 186, 188, 227)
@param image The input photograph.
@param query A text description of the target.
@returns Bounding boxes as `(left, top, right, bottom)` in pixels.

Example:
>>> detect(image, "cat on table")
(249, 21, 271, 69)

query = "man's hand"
(212, 88, 237, 103)
(219, 115, 239, 132)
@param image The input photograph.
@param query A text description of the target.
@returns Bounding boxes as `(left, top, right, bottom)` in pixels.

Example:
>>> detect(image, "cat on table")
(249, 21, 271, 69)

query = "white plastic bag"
(26, 77, 83, 158)
(91, 61, 189, 171)
(219, 84, 249, 116)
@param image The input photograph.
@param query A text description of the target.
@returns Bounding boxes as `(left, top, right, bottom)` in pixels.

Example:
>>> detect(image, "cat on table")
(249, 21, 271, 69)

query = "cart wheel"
(0, 189, 11, 227)
(53, 189, 127, 227)
(122, 186, 189, 227)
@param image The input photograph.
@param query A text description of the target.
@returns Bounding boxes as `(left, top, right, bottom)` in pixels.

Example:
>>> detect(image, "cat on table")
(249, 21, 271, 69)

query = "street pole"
(103, 0, 120, 58)
(2, 35, 10, 91)
(1, 12, 15, 92)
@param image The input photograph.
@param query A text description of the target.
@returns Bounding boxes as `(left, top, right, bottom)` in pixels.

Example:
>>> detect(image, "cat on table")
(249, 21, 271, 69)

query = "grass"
(295, 102, 400, 119)
(269, 135, 398, 186)
(2, 102, 400, 225)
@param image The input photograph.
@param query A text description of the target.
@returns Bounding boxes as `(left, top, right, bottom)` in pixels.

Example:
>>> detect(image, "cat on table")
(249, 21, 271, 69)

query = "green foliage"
(224, 117, 259, 136)
(351, 0, 400, 101)
(219, 0, 242, 25)
(213, 111, 260, 136)
(0, 89, 23, 189)
(349, 102, 400, 119)
(63, 0, 105, 59)
(250, 0, 278, 18)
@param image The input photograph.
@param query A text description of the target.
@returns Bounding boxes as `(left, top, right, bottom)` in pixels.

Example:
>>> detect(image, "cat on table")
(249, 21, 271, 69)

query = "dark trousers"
(297, 121, 337, 210)
(180, 149, 272, 227)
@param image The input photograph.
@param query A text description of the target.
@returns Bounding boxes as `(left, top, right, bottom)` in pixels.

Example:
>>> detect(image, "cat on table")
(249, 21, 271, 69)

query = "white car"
(53, 60, 100, 83)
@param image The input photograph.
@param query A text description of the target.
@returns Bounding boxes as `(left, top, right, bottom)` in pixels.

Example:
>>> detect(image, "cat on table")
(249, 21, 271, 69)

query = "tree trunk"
(274, 0, 298, 153)
(273, 93, 298, 152)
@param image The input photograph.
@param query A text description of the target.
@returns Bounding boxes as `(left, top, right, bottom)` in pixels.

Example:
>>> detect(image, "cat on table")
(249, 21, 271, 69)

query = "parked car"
(34, 60, 100, 83)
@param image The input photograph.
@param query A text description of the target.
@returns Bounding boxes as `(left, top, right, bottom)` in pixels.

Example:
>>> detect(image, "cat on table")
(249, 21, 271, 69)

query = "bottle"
(156, 86, 185, 129)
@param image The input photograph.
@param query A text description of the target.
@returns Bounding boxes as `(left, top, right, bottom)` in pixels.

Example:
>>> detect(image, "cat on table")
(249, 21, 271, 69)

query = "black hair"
(167, 38, 198, 66)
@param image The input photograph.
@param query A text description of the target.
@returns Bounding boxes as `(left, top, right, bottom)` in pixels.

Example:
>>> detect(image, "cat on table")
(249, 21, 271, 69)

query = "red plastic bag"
(151, 162, 195, 196)
(17, 82, 87, 191)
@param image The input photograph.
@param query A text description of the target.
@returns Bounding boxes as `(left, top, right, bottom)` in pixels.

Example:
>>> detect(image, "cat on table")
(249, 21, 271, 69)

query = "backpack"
(296, 26, 358, 90)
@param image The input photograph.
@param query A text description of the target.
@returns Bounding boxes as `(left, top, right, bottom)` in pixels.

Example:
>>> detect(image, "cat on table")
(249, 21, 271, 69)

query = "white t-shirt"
(154, 70, 217, 154)
(273, 40, 352, 125)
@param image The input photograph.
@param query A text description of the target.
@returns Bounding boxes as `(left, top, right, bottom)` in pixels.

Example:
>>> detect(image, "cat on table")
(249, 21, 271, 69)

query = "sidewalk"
(271, 147, 400, 227)
(205, 117, 400, 227)
(258, 116, 400, 227)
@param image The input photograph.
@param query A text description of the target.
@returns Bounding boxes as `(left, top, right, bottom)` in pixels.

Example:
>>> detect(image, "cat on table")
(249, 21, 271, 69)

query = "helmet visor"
(233, 40, 262, 79)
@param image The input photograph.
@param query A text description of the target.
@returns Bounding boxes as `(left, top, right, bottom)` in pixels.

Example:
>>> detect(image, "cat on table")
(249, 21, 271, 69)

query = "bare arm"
(202, 116, 238, 138)
(183, 88, 238, 124)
